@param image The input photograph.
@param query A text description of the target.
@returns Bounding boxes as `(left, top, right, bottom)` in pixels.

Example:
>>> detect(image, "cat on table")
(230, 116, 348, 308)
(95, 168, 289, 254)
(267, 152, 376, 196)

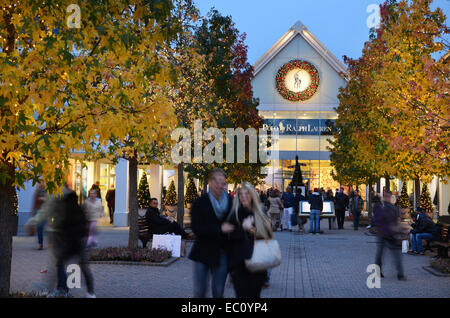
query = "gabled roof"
(253, 21, 348, 80)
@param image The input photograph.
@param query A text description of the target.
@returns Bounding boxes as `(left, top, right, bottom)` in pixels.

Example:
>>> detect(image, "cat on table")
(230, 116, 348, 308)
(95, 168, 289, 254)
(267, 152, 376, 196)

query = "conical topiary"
(419, 183, 433, 213)
(164, 180, 177, 206)
(137, 172, 151, 209)
(397, 182, 410, 209)
(185, 178, 199, 206)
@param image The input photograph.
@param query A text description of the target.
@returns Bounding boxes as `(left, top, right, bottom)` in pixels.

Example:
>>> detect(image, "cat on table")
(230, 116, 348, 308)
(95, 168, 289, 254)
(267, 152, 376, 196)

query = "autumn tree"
(184, 10, 266, 189)
(330, 0, 449, 209)
(0, 0, 177, 296)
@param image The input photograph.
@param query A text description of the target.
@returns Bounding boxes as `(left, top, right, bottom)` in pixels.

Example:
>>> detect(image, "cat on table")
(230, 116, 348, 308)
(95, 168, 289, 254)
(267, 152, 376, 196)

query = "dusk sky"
(194, 0, 450, 65)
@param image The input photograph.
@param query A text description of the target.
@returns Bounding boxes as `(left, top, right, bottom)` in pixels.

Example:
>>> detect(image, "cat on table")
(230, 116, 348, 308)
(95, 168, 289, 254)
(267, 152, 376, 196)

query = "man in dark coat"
(188, 168, 233, 298)
(105, 188, 115, 224)
(145, 198, 190, 239)
(308, 188, 323, 234)
(350, 189, 364, 230)
(335, 187, 349, 229)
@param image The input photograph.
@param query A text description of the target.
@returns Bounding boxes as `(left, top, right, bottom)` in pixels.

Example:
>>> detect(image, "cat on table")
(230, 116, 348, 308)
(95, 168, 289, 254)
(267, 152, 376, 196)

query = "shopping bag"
(401, 240, 409, 254)
(245, 239, 282, 272)
(152, 234, 182, 257)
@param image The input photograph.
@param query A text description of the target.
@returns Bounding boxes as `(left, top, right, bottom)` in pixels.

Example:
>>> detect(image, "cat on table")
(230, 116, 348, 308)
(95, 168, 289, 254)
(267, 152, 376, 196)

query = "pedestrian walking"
(90, 181, 102, 200)
(189, 168, 233, 298)
(82, 189, 104, 248)
(281, 186, 295, 231)
(335, 187, 349, 229)
(31, 181, 47, 250)
(308, 188, 323, 234)
(267, 189, 283, 231)
(224, 182, 274, 298)
(105, 187, 115, 224)
(350, 189, 364, 230)
(25, 184, 95, 297)
(374, 191, 406, 281)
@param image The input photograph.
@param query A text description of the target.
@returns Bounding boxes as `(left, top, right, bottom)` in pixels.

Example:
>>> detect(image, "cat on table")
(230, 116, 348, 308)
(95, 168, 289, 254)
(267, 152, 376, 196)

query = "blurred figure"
(335, 187, 349, 229)
(105, 187, 115, 224)
(374, 191, 406, 281)
(281, 186, 295, 231)
(82, 189, 104, 249)
(32, 181, 47, 250)
(145, 198, 191, 239)
(267, 189, 283, 231)
(350, 190, 364, 230)
(308, 188, 323, 234)
(224, 182, 273, 298)
(189, 168, 233, 298)
(294, 188, 306, 232)
(25, 184, 95, 297)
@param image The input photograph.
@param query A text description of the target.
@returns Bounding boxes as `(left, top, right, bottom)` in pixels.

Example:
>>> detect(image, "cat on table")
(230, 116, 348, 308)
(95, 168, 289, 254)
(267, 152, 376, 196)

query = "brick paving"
(10, 220, 450, 298)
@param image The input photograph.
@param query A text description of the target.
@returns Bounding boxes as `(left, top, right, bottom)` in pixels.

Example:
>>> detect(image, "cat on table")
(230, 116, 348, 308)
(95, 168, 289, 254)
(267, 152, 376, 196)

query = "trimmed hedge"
(89, 247, 172, 263)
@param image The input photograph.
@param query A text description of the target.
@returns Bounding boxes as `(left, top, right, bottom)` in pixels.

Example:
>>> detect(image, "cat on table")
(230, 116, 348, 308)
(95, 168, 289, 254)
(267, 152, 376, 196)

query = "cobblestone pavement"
(10, 220, 450, 298)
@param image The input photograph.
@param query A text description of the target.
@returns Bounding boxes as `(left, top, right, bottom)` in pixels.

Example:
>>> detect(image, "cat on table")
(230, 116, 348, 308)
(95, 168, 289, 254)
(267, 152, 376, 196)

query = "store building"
(252, 21, 347, 192)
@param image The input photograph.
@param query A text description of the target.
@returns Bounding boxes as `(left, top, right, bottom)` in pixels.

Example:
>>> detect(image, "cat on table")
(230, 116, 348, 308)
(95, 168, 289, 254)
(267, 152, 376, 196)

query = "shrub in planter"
(89, 247, 172, 263)
(430, 258, 450, 275)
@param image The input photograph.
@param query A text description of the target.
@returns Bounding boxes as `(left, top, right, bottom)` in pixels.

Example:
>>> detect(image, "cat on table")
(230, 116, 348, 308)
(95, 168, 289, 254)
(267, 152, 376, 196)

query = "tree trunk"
(128, 156, 139, 249)
(0, 164, 15, 297)
(202, 175, 208, 195)
(384, 173, 390, 192)
(414, 178, 421, 210)
(177, 164, 185, 227)
(368, 184, 374, 220)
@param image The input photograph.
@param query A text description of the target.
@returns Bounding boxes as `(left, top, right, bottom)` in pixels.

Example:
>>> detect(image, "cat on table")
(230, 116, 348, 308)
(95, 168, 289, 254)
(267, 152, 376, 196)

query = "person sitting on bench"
(408, 207, 438, 255)
(145, 198, 192, 239)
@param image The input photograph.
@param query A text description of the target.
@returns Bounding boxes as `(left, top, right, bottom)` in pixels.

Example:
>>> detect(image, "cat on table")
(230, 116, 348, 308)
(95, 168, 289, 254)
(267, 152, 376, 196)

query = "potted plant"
(164, 180, 177, 219)
(137, 172, 151, 217)
(184, 178, 198, 215)
(397, 183, 410, 220)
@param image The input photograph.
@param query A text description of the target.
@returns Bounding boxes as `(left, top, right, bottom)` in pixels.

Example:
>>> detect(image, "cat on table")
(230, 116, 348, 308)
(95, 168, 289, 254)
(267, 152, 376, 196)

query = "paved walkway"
(10, 220, 450, 298)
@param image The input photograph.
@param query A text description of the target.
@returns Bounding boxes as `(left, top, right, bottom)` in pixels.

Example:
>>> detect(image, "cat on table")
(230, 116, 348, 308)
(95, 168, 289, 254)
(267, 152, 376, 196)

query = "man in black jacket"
(145, 198, 190, 239)
(408, 208, 438, 255)
(335, 187, 349, 229)
(308, 188, 323, 234)
(189, 168, 233, 298)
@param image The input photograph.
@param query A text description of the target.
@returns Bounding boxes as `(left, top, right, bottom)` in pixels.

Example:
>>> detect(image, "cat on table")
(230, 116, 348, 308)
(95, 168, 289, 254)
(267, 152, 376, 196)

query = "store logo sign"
(262, 119, 336, 135)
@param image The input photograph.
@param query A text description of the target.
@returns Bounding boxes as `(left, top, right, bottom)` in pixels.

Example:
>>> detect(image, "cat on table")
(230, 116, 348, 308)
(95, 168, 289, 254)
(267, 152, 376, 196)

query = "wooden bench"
(432, 223, 449, 258)
(138, 217, 193, 256)
(138, 217, 153, 248)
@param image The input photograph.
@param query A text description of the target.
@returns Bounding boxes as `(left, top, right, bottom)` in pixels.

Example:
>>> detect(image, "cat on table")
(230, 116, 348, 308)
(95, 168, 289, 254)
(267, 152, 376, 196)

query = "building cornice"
(253, 21, 348, 81)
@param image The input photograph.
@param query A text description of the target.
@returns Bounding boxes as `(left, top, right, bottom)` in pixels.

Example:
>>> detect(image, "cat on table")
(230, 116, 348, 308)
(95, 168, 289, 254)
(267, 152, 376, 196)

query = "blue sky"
(193, 0, 450, 65)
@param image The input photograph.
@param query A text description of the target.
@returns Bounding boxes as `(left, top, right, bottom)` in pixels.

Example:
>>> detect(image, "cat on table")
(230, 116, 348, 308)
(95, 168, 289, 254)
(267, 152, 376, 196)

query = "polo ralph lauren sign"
(262, 119, 336, 135)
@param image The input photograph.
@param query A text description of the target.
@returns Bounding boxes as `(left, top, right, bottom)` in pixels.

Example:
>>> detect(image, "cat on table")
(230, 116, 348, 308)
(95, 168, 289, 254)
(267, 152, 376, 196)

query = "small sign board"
(299, 200, 335, 217)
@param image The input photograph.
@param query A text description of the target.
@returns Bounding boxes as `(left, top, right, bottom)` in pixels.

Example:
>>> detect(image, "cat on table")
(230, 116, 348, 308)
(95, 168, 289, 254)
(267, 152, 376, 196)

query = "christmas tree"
(397, 182, 410, 209)
(419, 183, 433, 213)
(164, 180, 177, 206)
(185, 178, 199, 206)
(137, 172, 151, 209)
(290, 155, 304, 189)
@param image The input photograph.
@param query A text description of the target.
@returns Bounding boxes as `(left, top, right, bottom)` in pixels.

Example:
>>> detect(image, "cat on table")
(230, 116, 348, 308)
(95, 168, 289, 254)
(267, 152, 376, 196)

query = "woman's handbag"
(245, 239, 282, 272)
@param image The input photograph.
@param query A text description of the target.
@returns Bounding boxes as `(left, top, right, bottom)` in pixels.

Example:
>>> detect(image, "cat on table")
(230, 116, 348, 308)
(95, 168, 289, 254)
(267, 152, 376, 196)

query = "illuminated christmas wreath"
(275, 60, 320, 101)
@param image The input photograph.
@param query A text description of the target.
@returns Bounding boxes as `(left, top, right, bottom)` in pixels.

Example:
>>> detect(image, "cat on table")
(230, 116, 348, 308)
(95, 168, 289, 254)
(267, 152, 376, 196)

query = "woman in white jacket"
(82, 189, 104, 248)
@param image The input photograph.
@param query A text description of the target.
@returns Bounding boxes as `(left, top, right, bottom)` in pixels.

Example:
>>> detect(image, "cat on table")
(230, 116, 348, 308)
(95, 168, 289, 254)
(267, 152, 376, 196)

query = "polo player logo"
(294, 72, 302, 89)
